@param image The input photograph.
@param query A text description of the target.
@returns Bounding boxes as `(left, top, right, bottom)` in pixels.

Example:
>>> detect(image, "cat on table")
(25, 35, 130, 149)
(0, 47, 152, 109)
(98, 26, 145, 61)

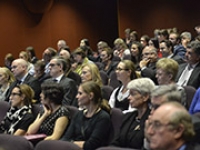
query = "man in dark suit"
(159, 40, 185, 64)
(146, 101, 200, 150)
(44, 56, 77, 105)
(176, 41, 200, 89)
(8, 58, 41, 102)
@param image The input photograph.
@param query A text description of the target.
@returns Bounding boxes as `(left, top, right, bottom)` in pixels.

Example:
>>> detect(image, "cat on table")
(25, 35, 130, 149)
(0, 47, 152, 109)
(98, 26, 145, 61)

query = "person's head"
(26, 46, 36, 59)
(140, 35, 150, 47)
(80, 38, 90, 47)
(11, 59, 28, 79)
(19, 51, 30, 62)
(34, 60, 46, 79)
(0, 67, 15, 85)
(124, 28, 131, 39)
(156, 58, 179, 85)
(76, 81, 101, 107)
(4, 53, 15, 69)
(10, 84, 34, 108)
(72, 47, 86, 64)
(114, 38, 128, 50)
(148, 38, 159, 49)
(49, 57, 67, 78)
(97, 41, 109, 54)
(130, 41, 143, 58)
(40, 82, 64, 106)
(169, 32, 181, 46)
(159, 40, 173, 57)
(59, 49, 71, 60)
(130, 31, 138, 42)
(181, 32, 192, 48)
(100, 47, 113, 63)
(150, 84, 182, 116)
(42, 47, 57, 64)
(146, 101, 195, 150)
(158, 29, 169, 42)
(115, 60, 137, 82)
(185, 40, 200, 65)
(195, 25, 200, 35)
(142, 46, 158, 63)
(127, 78, 155, 109)
(81, 63, 102, 87)
(57, 39, 67, 51)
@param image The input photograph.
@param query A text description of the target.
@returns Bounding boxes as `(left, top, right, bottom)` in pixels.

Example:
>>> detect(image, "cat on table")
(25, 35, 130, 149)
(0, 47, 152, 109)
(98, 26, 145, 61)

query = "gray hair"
(127, 78, 155, 95)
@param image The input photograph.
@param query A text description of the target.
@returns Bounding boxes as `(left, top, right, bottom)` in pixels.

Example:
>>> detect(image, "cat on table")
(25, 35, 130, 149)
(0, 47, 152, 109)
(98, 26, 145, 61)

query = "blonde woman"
(0, 67, 15, 101)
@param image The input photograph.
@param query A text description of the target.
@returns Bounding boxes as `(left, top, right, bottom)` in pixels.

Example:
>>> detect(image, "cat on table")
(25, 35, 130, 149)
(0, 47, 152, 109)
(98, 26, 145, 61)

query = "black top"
(62, 109, 111, 150)
(111, 108, 151, 149)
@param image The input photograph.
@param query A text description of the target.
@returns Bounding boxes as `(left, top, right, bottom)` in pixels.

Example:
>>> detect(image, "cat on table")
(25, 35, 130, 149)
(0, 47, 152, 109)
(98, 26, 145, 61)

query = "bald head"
(11, 58, 28, 79)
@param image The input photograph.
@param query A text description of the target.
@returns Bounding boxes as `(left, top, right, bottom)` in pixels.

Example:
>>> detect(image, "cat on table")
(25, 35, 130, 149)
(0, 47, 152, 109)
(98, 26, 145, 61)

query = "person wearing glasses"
(0, 84, 34, 135)
(146, 101, 200, 150)
(109, 60, 138, 113)
(44, 56, 77, 105)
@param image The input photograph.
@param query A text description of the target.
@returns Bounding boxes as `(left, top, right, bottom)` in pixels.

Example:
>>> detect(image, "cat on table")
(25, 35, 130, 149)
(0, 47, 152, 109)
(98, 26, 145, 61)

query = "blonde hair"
(82, 63, 103, 87)
(0, 67, 15, 84)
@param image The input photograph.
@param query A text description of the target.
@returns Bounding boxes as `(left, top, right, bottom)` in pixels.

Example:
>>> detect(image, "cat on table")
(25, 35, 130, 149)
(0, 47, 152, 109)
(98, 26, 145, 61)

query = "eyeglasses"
(146, 120, 172, 130)
(10, 92, 21, 96)
(115, 68, 129, 71)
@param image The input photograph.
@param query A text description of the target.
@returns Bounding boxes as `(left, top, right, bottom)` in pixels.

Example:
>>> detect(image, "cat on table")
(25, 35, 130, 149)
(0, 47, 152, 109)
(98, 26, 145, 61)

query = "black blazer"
(111, 108, 151, 149)
(7, 74, 41, 102)
(45, 75, 77, 105)
(176, 62, 200, 89)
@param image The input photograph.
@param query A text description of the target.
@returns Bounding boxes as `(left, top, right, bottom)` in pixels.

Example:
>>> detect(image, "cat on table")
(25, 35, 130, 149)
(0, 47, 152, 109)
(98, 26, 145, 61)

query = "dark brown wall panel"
(118, 0, 200, 39)
(0, 0, 118, 65)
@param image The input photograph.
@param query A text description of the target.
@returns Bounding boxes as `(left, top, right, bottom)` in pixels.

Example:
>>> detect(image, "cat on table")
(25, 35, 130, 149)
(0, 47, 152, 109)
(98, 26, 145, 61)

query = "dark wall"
(118, 0, 200, 38)
(0, 0, 118, 65)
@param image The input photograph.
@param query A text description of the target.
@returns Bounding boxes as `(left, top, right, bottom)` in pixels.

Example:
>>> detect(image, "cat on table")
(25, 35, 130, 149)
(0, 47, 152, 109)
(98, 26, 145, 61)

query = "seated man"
(146, 101, 200, 150)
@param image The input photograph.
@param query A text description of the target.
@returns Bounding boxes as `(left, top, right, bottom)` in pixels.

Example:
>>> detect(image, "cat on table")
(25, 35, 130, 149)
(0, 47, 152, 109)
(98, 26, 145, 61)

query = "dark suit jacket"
(111, 108, 150, 149)
(171, 54, 185, 64)
(7, 74, 41, 102)
(176, 63, 200, 89)
(45, 75, 77, 105)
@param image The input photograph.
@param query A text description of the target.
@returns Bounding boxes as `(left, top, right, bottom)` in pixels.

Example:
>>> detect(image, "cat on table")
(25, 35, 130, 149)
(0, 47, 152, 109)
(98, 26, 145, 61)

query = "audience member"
(9, 58, 41, 102)
(123, 28, 131, 48)
(109, 78, 155, 149)
(19, 51, 35, 75)
(181, 32, 192, 49)
(0, 67, 15, 101)
(72, 47, 93, 75)
(140, 35, 150, 48)
(27, 83, 69, 140)
(159, 40, 184, 64)
(176, 40, 200, 89)
(44, 57, 77, 105)
(57, 39, 68, 52)
(146, 101, 200, 150)
(109, 60, 137, 113)
(61, 81, 111, 150)
(0, 84, 34, 135)
(169, 31, 186, 59)
(96, 41, 109, 62)
(26, 46, 38, 64)
(113, 38, 131, 60)
(157, 29, 169, 42)
(4, 53, 15, 70)
(34, 60, 51, 84)
(140, 46, 158, 84)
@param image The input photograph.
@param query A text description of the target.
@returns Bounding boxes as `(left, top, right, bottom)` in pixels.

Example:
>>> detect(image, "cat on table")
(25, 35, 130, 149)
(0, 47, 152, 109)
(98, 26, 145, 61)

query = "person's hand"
(43, 104, 51, 117)
(139, 58, 150, 68)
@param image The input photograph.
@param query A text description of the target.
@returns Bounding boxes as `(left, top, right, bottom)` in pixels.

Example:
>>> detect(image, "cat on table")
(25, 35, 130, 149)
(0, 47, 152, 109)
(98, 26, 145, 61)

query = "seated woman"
(0, 67, 15, 101)
(61, 81, 111, 150)
(110, 78, 155, 149)
(109, 60, 138, 113)
(27, 83, 69, 140)
(0, 84, 34, 135)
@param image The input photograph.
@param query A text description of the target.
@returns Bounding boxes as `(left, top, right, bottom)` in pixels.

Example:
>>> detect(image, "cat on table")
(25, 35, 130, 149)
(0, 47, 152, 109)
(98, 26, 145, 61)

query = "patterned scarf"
(0, 105, 31, 134)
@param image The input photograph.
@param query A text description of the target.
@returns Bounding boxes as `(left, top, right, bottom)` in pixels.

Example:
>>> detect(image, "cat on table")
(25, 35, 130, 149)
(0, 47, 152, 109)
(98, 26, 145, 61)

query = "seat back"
(109, 71, 121, 89)
(65, 105, 79, 119)
(35, 140, 80, 150)
(108, 108, 123, 144)
(183, 86, 196, 110)
(32, 103, 42, 119)
(0, 134, 33, 150)
(102, 85, 114, 101)
(0, 101, 10, 122)
(100, 70, 109, 85)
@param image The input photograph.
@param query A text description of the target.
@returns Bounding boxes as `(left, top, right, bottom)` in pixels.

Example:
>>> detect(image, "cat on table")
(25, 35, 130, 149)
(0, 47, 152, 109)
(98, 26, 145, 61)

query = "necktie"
(53, 79, 58, 83)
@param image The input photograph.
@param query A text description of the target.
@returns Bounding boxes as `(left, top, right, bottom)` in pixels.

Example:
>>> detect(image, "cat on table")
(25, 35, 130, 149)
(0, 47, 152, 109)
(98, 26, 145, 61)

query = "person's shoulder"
(186, 143, 200, 150)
